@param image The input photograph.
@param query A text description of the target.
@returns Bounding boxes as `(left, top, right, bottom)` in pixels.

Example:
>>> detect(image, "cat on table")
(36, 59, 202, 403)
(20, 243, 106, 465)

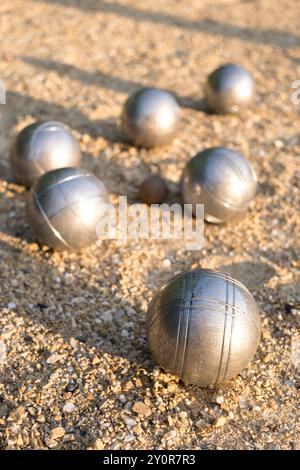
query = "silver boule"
(26, 167, 108, 251)
(147, 269, 261, 387)
(121, 87, 180, 148)
(205, 64, 254, 114)
(182, 147, 257, 223)
(11, 121, 81, 187)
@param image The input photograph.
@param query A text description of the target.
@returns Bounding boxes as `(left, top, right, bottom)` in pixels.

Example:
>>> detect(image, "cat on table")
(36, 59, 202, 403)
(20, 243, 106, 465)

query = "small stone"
(7, 302, 16, 309)
(91, 438, 104, 450)
(213, 416, 227, 428)
(70, 338, 78, 349)
(63, 402, 76, 413)
(47, 353, 61, 364)
(10, 406, 26, 422)
(124, 434, 135, 443)
(274, 139, 284, 148)
(162, 258, 171, 268)
(92, 356, 100, 365)
(121, 329, 129, 338)
(64, 273, 75, 285)
(238, 397, 249, 409)
(195, 419, 206, 430)
(118, 395, 127, 404)
(132, 401, 151, 417)
(65, 380, 78, 393)
(51, 427, 65, 440)
(0, 340, 7, 363)
(164, 430, 177, 441)
(216, 396, 224, 405)
(228, 411, 235, 420)
(135, 378, 143, 388)
(284, 379, 294, 388)
(102, 310, 113, 322)
(121, 413, 136, 428)
(167, 415, 173, 426)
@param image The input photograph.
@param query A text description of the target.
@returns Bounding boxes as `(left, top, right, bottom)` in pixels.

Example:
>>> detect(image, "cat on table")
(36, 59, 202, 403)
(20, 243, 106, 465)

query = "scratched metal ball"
(205, 64, 254, 114)
(26, 167, 108, 251)
(182, 147, 257, 223)
(11, 121, 81, 187)
(147, 269, 261, 387)
(121, 87, 180, 147)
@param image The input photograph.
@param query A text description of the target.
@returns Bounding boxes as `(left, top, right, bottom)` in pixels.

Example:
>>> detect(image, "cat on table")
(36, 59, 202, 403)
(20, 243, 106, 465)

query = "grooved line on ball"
(37, 173, 93, 198)
(148, 298, 259, 336)
(180, 272, 195, 379)
(215, 274, 229, 385)
(197, 153, 254, 207)
(148, 308, 257, 343)
(33, 195, 105, 234)
(34, 192, 72, 249)
(54, 172, 92, 241)
(223, 281, 235, 381)
(173, 273, 185, 375)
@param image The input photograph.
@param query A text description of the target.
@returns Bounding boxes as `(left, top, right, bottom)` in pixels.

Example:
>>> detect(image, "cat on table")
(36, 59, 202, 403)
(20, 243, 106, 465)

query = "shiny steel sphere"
(121, 87, 180, 147)
(147, 269, 261, 387)
(182, 147, 257, 223)
(26, 167, 108, 251)
(11, 121, 81, 187)
(205, 64, 254, 114)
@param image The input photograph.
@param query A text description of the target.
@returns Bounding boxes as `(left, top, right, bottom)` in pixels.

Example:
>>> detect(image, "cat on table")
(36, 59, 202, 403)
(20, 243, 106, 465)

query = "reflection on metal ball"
(182, 147, 257, 223)
(26, 167, 108, 251)
(205, 64, 254, 114)
(147, 269, 261, 387)
(11, 121, 81, 187)
(121, 87, 180, 148)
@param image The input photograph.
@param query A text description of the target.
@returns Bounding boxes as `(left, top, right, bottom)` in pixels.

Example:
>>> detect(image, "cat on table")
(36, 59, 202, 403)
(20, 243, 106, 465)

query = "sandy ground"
(0, 0, 299, 450)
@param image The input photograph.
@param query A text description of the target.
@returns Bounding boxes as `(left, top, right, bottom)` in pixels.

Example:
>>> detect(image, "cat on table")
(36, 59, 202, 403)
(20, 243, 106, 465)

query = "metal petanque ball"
(182, 147, 257, 223)
(11, 121, 81, 188)
(205, 64, 254, 114)
(121, 87, 180, 148)
(26, 167, 108, 251)
(146, 269, 261, 387)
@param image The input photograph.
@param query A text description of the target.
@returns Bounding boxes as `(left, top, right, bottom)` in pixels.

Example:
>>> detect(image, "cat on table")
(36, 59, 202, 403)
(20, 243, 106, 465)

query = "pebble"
(132, 401, 151, 417)
(121, 414, 136, 429)
(101, 310, 113, 322)
(215, 396, 224, 405)
(7, 303, 16, 309)
(65, 380, 78, 393)
(195, 419, 206, 430)
(274, 139, 284, 148)
(162, 258, 172, 268)
(238, 397, 249, 409)
(0, 340, 7, 363)
(213, 416, 227, 428)
(51, 427, 65, 440)
(47, 353, 62, 364)
(63, 402, 76, 413)
(64, 273, 75, 285)
(164, 430, 177, 441)
(91, 438, 104, 450)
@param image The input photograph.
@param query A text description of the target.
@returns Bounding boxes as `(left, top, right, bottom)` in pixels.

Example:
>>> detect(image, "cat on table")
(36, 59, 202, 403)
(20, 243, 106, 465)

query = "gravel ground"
(0, 0, 299, 450)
